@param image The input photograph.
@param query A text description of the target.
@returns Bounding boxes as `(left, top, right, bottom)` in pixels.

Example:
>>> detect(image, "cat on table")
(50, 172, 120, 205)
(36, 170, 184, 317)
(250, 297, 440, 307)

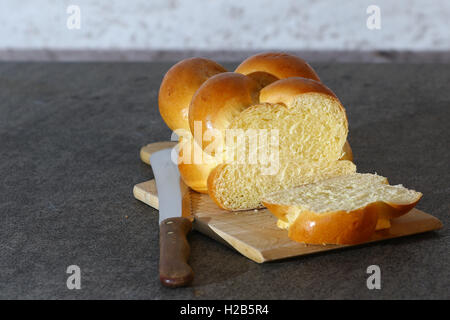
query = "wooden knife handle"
(159, 217, 193, 287)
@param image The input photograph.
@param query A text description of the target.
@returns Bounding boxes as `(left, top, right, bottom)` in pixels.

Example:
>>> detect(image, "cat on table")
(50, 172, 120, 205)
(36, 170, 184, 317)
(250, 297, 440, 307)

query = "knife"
(150, 148, 194, 287)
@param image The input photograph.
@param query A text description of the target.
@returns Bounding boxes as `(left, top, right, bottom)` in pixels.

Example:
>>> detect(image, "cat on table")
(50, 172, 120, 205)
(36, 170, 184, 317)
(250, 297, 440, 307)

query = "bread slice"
(208, 160, 356, 211)
(262, 173, 423, 245)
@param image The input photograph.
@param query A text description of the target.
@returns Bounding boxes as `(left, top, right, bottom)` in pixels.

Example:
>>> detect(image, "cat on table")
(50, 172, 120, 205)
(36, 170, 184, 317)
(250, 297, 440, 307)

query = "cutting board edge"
(140, 141, 177, 165)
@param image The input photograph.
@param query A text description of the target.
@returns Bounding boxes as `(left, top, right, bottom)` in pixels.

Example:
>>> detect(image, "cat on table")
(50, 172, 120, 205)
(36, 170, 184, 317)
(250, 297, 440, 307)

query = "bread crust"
(178, 161, 215, 194)
(158, 57, 227, 131)
(260, 77, 337, 105)
(376, 198, 422, 220)
(178, 135, 218, 194)
(235, 52, 320, 82)
(340, 141, 353, 162)
(287, 205, 379, 245)
(246, 71, 279, 89)
(262, 196, 422, 245)
(263, 202, 294, 222)
(189, 72, 261, 154)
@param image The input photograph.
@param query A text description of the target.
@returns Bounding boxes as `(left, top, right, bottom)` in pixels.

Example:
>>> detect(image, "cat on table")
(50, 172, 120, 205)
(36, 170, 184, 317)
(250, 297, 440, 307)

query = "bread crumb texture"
(264, 173, 422, 218)
(212, 160, 356, 211)
(227, 93, 347, 162)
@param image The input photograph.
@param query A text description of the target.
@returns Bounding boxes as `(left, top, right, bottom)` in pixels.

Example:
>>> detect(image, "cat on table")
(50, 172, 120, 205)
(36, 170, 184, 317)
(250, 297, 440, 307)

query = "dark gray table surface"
(0, 62, 448, 299)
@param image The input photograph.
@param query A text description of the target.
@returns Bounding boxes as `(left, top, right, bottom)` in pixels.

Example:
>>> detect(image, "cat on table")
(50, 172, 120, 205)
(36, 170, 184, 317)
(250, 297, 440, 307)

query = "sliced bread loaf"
(262, 173, 423, 244)
(206, 78, 350, 210)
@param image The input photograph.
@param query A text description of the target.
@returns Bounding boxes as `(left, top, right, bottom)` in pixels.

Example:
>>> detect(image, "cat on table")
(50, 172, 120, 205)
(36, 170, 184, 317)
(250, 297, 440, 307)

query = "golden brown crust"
(235, 52, 320, 82)
(263, 202, 293, 222)
(178, 163, 214, 194)
(375, 218, 391, 230)
(340, 141, 353, 162)
(188, 72, 261, 153)
(287, 205, 379, 245)
(260, 77, 338, 105)
(262, 196, 422, 245)
(246, 71, 279, 89)
(177, 135, 218, 194)
(377, 196, 423, 220)
(158, 57, 227, 131)
(267, 203, 392, 232)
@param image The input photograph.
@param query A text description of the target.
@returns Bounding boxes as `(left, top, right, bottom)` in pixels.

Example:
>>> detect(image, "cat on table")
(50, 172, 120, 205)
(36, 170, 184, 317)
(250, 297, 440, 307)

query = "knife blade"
(150, 148, 194, 287)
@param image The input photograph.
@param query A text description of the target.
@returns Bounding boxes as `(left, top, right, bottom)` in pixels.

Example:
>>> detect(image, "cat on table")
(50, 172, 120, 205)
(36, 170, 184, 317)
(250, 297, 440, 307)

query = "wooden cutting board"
(134, 142, 443, 263)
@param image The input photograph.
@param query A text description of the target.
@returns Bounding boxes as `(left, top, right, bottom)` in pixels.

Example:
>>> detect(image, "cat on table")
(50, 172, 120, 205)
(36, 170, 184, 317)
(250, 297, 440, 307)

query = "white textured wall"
(0, 0, 449, 59)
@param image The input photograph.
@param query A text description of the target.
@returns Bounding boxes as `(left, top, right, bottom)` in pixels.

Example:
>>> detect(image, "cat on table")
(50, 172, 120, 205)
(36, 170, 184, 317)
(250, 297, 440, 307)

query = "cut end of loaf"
(227, 93, 348, 163)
